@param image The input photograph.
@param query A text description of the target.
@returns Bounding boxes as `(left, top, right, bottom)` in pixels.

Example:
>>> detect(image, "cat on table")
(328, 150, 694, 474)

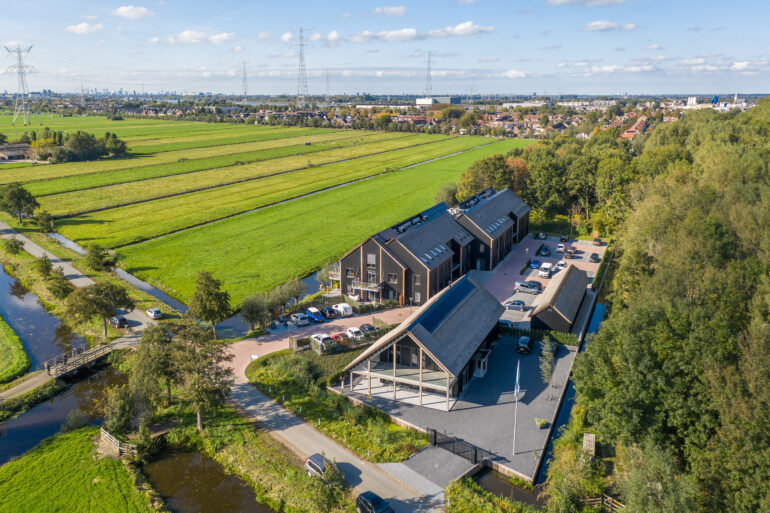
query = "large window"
(345, 268, 355, 278)
(366, 253, 376, 269)
(387, 273, 398, 284)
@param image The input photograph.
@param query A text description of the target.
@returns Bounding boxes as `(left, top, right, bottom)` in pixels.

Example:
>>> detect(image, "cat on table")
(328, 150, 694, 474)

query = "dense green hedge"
(0, 314, 30, 384)
(591, 248, 613, 291)
(445, 478, 538, 513)
(499, 325, 579, 347)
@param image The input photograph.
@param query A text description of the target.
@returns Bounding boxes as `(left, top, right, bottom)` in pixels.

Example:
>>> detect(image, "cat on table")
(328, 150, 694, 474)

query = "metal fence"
(427, 428, 494, 465)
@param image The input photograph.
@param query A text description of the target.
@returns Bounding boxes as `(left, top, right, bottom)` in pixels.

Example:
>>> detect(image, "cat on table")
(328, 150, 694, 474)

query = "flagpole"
(513, 359, 520, 455)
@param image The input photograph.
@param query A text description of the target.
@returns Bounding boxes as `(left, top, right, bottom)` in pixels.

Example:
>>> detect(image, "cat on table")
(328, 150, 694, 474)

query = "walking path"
(0, 221, 150, 400)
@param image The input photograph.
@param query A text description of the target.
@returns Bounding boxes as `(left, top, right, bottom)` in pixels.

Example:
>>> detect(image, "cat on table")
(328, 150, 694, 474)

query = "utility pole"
(324, 67, 330, 104)
(425, 51, 433, 98)
(296, 27, 309, 109)
(5, 45, 40, 126)
(241, 61, 248, 101)
(80, 82, 86, 108)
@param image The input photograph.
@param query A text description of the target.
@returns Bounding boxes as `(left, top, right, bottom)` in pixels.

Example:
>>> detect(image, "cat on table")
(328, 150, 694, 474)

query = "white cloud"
(589, 64, 653, 74)
(582, 20, 636, 31)
(232, 45, 244, 53)
(478, 57, 500, 62)
(280, 31, 293, 42)
(379, 28, 420, 42)
(372, 6, 407, 17)
(498, 69, 529, 78)
(256, 31, 271, 40)
(340, 12, 351, 18)
(325, 30, 342, 47)
(84, 14, 99, 20)
(428, 21, 494, 37)
(111, 5, 154, 19)
(548, 0, 628, 5)
(683, 58, 705, 65)
(208, 32, 234, 44)
(65, 22, 104, 34)
(148, 36, 160, 43)
(731, 61, 750, 71)
(457, 0, 476, 4)
(309, 33, 322, 42)
(644, 43, 661, 50)
(557, 61, 569, 68)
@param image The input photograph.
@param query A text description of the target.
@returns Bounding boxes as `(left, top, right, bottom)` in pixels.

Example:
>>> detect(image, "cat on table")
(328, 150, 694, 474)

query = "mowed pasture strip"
(129, 127, 328, 154)
(0, 114, 199, 139)
(42, 134, 442, 216)
(57, 137, 490, 248)
(26, 131, 393, 196)
(119, 139, 532, 303)
(7, 129, 383, 187)
(119, 124, 270, 144)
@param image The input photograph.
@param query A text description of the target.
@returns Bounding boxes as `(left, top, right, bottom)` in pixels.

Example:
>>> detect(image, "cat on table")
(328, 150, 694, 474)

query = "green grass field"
(0, 427, 154, 513)
(118, 139, 530, 302)
(0, 314, 30, 384)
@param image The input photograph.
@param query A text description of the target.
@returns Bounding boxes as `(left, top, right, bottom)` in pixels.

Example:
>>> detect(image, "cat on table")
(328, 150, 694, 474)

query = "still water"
(143, 452, 276, 513)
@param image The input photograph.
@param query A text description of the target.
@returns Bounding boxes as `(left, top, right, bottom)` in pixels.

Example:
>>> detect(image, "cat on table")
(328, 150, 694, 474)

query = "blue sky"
(1, 0, 767, 95)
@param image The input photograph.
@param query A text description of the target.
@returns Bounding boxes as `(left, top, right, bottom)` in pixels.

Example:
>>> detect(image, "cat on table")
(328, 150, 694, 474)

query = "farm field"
(55, 135, 488, 247)
(118, 138, 532, 303)
(40, 133, 444, 215)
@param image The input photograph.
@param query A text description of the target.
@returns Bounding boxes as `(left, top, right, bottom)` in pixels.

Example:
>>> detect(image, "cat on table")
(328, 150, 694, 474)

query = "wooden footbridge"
(43, 344, 113, 378)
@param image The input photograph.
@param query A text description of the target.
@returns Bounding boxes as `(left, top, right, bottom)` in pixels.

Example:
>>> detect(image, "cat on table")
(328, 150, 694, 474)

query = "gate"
(427, 428, 494, 464)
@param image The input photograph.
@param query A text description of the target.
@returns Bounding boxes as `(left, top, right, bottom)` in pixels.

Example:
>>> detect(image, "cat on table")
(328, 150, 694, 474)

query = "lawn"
(23, 131, 390, 195)
(0, 313, 30, 384)
(118, 138, 531, 303)
(0, 427, 155, 513)
(41, 133, 442, 216)
(56, 136, 487, 248)
(245, 348, 428, 462)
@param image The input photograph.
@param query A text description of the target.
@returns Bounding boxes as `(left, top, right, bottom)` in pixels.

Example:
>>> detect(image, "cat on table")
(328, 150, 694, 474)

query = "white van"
(333, 303, 353, 317)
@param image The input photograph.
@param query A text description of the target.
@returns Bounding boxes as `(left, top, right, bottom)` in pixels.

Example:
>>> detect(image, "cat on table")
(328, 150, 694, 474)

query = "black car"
(304, 453, 330, 479)
(359, 323, 376, 334)
(109, 316, 128, 328)
(593, 237, 602, 246)
(590, 253, 600, 263)
(537, 245, 551, 256)
(356, 492, 394, 513)
(559, 234, 569, 242)
(516, 336, 533, 354)
(321, 306, 337, 319)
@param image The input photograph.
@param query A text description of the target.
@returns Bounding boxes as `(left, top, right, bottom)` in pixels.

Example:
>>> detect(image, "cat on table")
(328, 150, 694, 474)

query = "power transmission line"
(324, 67, 330, 104)
(241, 61, 248, 100)
(5, 45, 40, 126)
(425, 51, 433, 98)
(296, 28, 309, 108)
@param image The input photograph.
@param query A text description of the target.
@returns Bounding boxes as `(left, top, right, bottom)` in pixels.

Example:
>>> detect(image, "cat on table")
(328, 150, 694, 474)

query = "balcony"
(329, 269, 341, 280)
(351, 278, 383, 292)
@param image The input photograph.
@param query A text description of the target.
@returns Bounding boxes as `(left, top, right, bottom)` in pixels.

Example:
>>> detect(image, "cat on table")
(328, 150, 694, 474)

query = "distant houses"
(336, 188, 530, 306)
(0, 143, 32, 161)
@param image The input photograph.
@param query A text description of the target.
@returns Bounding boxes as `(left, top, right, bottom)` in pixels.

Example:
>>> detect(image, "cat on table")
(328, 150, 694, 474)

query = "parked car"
(360, 323, 376, 335)
(536, 232, 547, 240)
(559, 234, 569, 242)
(321, 306, 337, 319)
(332, 333, 349, 344)
(514, 281, 539, 295)
(538, 262, 553, 278)
(504, 300, 525, 311)
(527, 280, 543, 292)
(554, 260, 567, 271)
(146, 307, 162, 320)
(109, 316, 128, 328)
(347, 327, 364, 340)
(516, 336, 533, 354)
(311, 333, 333, 351)
(356, 491, 395, 513)
(556, 243, 565, 253)
(565, 247, 577, 259)
(537, 245, 551, 256)
(304, 453, 330, 478)
(529, 259, 541, 269)
(291, 313, 309, 326)
(333, 303, 353, 317)
(593, 237, 602, 246)
(306, 307, 324, 323)
(590, 253, 600, 263)
(497, 319, 514, 328)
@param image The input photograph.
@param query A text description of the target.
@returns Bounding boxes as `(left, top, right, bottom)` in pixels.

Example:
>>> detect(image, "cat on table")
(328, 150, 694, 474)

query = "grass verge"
(0, 378, 64, 422)
(0, 313, 30, 384)
(245, 349, 428, 462)
(445, 478, 538, 513)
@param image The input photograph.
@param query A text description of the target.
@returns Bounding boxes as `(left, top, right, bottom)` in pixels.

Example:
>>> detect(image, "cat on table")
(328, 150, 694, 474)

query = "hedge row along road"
(118, 138, 532, 303)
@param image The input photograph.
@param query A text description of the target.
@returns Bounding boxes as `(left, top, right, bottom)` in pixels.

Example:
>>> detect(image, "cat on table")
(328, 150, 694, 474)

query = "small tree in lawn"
(130, 326, 177, 407)
(34, 254, 53, 278)
(0, 183, 39, 223)
(47, 267, 74, 299)
(188, 271, 231, 339)
(281, 278, 304, 305)
(86, 244, 114, 271)
(36, 210, 55, 234)
(240, 294, 267, 333)
(65, 281, 135, 338)
(175, 325, 233, 431)
(3, 237, 24, 266)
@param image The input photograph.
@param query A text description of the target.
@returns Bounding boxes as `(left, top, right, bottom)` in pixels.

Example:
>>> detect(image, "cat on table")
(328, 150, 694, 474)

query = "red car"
(332, 333, 349, 345)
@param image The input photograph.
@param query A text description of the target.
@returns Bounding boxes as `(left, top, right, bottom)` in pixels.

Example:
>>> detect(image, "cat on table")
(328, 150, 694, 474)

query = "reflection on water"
(0, 368, 125, 465)
(474, 467, 544, 507)
(143, 452, 275, 513)
(0, 266, 86, 369)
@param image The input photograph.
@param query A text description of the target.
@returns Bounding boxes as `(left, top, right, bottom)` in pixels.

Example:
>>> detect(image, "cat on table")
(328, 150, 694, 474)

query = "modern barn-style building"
(343, 273, 504, 410)
(530, 264, 589, 333)
(335, 189, 530, 305)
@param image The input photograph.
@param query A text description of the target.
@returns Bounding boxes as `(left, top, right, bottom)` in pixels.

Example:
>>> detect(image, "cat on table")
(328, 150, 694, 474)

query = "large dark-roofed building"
(0, 144, 31, 161)
(344, 273, 504, 410)
(453, 188, 530, 270)
(530, 264, 589, 333)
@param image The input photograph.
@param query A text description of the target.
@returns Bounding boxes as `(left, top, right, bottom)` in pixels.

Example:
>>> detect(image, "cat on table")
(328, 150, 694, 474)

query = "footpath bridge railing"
(100, 427, 138, 459)
(44, 344, 112, 378)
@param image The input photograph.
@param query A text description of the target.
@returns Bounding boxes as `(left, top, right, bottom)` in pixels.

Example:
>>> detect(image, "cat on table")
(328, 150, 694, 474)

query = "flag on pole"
(514, 360, 520, 397)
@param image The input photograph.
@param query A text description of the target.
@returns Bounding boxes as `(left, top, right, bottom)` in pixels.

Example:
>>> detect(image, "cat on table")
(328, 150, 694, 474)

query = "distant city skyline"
(1, 0, 767, 96)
